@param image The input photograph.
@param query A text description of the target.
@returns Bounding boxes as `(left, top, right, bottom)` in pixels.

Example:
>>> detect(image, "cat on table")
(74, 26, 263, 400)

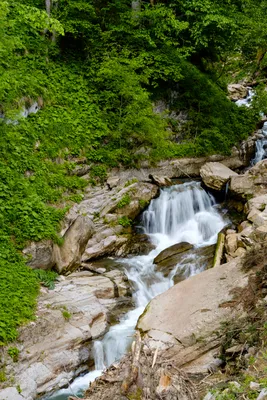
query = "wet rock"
(116, 234, 155, 256)
(228, 84, 248, 101)
(23, 240, 54, 270)
(154, 244, 216, 282)
(54, 215, 95, 274)
(200, 162, 238, 191)
(154, 242, 193, 269)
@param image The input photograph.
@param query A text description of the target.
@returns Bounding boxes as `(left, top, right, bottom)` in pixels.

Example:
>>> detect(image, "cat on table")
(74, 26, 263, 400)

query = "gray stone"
(228, 84, 248, 100)
(138, 258, 248, 371)
(54, 215, 94, 273)
(200, 162, 238, 191)
(23, 240, 54, 270)
(0, 387, 25, 400)
(257, 389, 267, 400)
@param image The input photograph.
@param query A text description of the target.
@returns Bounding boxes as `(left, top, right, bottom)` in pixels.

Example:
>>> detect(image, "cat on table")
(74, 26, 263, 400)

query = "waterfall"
(235, 88, 254, 107)
(252, 121, 267, 165)
(46, 182, 226, 400)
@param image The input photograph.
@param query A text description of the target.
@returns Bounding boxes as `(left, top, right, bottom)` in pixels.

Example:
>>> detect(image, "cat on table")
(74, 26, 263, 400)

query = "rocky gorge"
(0, 127, 267, 400)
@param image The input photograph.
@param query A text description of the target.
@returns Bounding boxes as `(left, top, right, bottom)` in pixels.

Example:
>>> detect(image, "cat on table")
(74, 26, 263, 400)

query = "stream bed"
(46, 181, 227, 400)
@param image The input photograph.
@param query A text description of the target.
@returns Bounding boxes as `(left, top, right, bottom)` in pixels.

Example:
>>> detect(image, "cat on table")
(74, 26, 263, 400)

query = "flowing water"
(252, 121, 267, 165)
(235, 88, 267, 165)
(46, 182, 226, 400)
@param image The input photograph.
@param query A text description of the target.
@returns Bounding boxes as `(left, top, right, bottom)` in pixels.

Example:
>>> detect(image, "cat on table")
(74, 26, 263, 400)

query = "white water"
(252, 121, 267, 165)
(47, 182, 226, 400)
(235, 89, 267, 165)
(235, 88, 254, 107)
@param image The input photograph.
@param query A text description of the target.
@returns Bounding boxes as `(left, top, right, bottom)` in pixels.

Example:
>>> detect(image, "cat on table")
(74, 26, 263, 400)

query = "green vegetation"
(0, 0, 267, 345)
(7, 347, 20, 362)
(117, 194, 131, 209)
(0, 368, 6, 383)
(61, 307, 72, 321)
(33, 269, 59, 290)
(118, 216, 132, 228)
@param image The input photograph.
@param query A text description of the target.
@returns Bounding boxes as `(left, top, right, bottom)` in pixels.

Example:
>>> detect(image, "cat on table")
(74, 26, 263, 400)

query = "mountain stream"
(46, 182, 226, 400)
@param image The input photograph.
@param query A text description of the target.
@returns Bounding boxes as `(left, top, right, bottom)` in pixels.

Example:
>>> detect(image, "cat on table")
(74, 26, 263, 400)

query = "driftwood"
(79, 334, 198, 400)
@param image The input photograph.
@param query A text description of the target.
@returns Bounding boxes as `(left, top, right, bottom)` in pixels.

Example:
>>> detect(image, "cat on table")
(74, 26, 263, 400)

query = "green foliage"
(139, 199, 149, 209)
(118, 216, 132, 228)
(61, 307, 72, 321)
(0, 368, 6, 382)
(124, 178, 138, 187)
(0, 0, 265, 346)
(117, 194, 131, 209)
(8, 347, 20, 362)
(33, 269, 58, 290)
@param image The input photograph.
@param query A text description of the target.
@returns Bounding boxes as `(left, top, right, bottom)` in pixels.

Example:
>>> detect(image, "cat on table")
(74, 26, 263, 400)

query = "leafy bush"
(117, 194, 131, 209)
(118, 216, 132, 228)
(8, 347, 20, 362)
(33, 269, 59, 290)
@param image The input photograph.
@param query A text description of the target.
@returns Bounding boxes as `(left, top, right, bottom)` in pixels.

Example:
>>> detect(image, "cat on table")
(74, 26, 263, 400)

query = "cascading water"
(47, 182, 226, 400)
(234, 88, 267, 165)
(252, 121, 267, 165)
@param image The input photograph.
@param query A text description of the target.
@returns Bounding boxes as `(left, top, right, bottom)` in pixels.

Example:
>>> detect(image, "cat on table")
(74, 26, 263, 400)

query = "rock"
(250, 382, 261, 391)
(70, 165, 91, 177)
(155, 244, 216, 281)
(254, 224, 267, 241)
(0, 387, 24, 400)
(0, 270, 130, 399)
(54, 215, 95, 274)
(203, 393, 216, 400)
(107, 176, 120, 189)
(225, 344, 244, 354)
(228, 84, 248, 101)
(233, 247, 246, 258)
(116, 234, 155, 256)
(154, 242, 193, 269)
(238, 221, 252, 233)
(245, 194, 267, 214)
(149, 174, 172, 187)
(138, 258, 248, 371)
(23, 240, 55, 270)
(225, 233, 238, 255)
(200, 162, 238, 191)
(257, 389, 267, 399)
(230, 159, 267, 200)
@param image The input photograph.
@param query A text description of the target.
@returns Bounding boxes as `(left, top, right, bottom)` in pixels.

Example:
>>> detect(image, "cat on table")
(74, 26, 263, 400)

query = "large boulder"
(200, 162, 238, 191)
(138, 258, 249, 372)
(54, 215, 94, 274)
(227, 84, 248, 101)
(230, 159, 267, 200)
(23, 240, 54, 270)
(154, 242, 193, 269)
(154, 243, 215, 283)
(149, 174, 172, 187)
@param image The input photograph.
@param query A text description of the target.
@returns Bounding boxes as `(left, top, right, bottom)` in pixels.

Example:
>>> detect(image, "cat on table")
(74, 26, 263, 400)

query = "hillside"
(0, 0, 267, 351)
